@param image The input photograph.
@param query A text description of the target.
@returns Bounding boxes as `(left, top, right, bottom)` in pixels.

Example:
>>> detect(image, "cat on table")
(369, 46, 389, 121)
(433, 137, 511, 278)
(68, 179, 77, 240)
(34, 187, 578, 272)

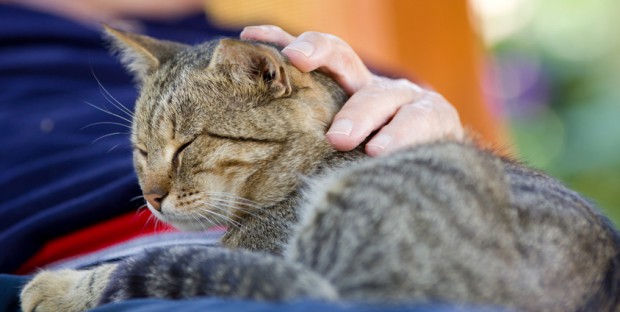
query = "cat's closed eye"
(206, 132, 284, 145)
(173, 140, 194, 167)
(135, 146, 148, 158)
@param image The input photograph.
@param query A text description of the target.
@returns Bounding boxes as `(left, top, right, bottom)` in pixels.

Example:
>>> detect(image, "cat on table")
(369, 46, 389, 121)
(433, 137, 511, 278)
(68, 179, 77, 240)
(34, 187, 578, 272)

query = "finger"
(326, 77, 427, 151)
(242, 28, 372, 94)
(365, 92, 464, 156)
(281, 31, 373, 94)
(240, 25, 297, 48)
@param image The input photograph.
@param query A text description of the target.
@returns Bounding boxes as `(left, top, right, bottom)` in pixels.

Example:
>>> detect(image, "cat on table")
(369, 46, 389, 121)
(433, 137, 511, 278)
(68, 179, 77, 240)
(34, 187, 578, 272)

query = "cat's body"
(20, 28, 620, 312)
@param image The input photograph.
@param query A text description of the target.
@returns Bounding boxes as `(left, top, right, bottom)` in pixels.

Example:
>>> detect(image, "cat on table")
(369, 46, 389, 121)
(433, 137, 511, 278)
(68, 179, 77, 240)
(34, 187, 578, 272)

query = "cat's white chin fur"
(146, 202, 221, 231)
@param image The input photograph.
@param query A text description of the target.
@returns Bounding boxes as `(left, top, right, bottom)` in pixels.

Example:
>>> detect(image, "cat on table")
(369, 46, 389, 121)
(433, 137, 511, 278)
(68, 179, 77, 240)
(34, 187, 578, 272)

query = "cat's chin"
(146, 203, 221, 232)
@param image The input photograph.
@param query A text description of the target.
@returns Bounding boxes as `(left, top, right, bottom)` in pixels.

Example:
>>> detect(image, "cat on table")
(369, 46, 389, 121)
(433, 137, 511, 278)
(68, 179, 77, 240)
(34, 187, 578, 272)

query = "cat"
(20, 26, 620, 312)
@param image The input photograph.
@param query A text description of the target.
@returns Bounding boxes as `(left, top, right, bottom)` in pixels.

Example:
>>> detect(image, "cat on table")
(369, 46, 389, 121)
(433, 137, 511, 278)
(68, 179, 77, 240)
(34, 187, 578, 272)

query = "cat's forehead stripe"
(164, 145, 176, 164)
(144, 70, 182, 140)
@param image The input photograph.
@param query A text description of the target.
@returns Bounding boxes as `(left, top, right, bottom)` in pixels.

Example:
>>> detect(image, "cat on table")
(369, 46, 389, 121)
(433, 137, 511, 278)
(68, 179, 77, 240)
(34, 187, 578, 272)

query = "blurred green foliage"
(490, 0, 620, 223)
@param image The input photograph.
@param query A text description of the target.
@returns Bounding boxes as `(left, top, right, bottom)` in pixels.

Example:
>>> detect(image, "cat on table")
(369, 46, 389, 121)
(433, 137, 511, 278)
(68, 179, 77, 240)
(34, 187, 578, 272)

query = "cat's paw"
(21, 265, 115, 312)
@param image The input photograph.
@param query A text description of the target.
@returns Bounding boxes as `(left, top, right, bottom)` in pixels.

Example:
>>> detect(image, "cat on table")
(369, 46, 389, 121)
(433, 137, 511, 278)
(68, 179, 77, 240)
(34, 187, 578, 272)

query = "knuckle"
(298, 31, 331, 46)
(369, 77, 422, 100)
(301, 31, 345, 43)
(425, 90, 446, 102)
(424, 92, 459, 119)
(266, 25, 284, 32)
(259, 25, 286, 36)
(367, 77, 394, 93)
(394, 78, 412, 88)
(402, 102, 439, 125)
(337, 51, 359, 78)
(295, 31, 369, 92)
(401, 102, 430, 115)
(397, 79, 421, 96)
(298, 31, 352, 57)
(404, 80, 424, 93)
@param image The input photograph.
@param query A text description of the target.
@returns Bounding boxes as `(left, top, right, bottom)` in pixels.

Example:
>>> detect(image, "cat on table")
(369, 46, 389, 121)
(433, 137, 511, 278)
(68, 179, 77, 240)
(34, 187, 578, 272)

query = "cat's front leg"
(20, 264, 117, 312)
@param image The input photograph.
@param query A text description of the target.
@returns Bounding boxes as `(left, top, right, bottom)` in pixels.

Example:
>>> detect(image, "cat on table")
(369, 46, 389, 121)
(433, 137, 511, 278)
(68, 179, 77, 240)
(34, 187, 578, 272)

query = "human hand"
(240, 25, 464, 156)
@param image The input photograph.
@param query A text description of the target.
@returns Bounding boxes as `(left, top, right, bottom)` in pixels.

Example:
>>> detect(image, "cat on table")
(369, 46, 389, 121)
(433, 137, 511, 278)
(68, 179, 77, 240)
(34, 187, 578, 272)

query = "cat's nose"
(145, 191, 168, 212)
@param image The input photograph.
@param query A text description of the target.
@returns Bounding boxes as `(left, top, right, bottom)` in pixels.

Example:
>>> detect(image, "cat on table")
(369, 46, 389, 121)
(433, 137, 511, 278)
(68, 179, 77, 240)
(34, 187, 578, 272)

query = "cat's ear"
(211, 39, 292, 98)
(103, 25, 189, 84)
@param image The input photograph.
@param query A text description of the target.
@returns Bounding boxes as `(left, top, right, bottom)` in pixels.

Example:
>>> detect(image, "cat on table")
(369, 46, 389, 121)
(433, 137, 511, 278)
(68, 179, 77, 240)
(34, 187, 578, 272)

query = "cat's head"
(105, 26, 346, 231)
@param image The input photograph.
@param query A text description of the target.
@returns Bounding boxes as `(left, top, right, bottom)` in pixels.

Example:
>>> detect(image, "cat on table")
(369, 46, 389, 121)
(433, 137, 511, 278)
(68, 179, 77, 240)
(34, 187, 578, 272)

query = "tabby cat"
(20, 26, 620, 312)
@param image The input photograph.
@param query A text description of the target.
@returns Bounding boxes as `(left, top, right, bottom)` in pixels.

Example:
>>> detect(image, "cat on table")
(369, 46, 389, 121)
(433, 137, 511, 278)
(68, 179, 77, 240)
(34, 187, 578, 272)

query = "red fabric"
(16, 210, 175, 274)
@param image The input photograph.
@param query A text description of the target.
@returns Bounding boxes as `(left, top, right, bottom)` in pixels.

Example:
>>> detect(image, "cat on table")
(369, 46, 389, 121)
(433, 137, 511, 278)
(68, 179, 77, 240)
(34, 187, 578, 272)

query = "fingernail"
(244, 26, 270, 34)
(326, 119, 353, 136)
(283, 41, 315, 58)
(366, 134, 392, 150)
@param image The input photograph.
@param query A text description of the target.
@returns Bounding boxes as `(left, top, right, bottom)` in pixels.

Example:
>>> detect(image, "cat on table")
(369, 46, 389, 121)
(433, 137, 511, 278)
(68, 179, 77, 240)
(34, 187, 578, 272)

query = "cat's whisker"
(157, 218, 176, 233)
(218, 200, 265, 214)
(100, 92, 135, 122)
(135, 211, 150, 225)
(80, 121, 132, 131)
(207, 203, 267, 232)
(131, 195, 145, 202)
(91, 68, 135, 119)
(144, 211, 170, 233)
(191, 211, 210, 225)
(189, 213, 210, 232)
(151, 215, 160, 230)
(200, 194, 265, 211)
(144, 213, 160, 232)
(196, 205, 243, 229)
(206, 199, 268, 222)
(198, 192, 263, 206)
(192, 211, 222, 232)
(135, 204, 148, 216)
(202, 207, 242, 229)
(211, 206, 257, 232)
(107, 144, 121, 153)
(195, 192, 266, 216)
(208, 197, 263, 211)
(91, 131, 130, 144)
(83, 101, 133, 125)
(99, 87, 134, 120)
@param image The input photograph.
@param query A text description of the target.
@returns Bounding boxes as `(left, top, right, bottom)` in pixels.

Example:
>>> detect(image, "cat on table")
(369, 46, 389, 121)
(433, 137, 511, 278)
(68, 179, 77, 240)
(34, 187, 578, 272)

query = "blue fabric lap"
(92, 298, 509, 312)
